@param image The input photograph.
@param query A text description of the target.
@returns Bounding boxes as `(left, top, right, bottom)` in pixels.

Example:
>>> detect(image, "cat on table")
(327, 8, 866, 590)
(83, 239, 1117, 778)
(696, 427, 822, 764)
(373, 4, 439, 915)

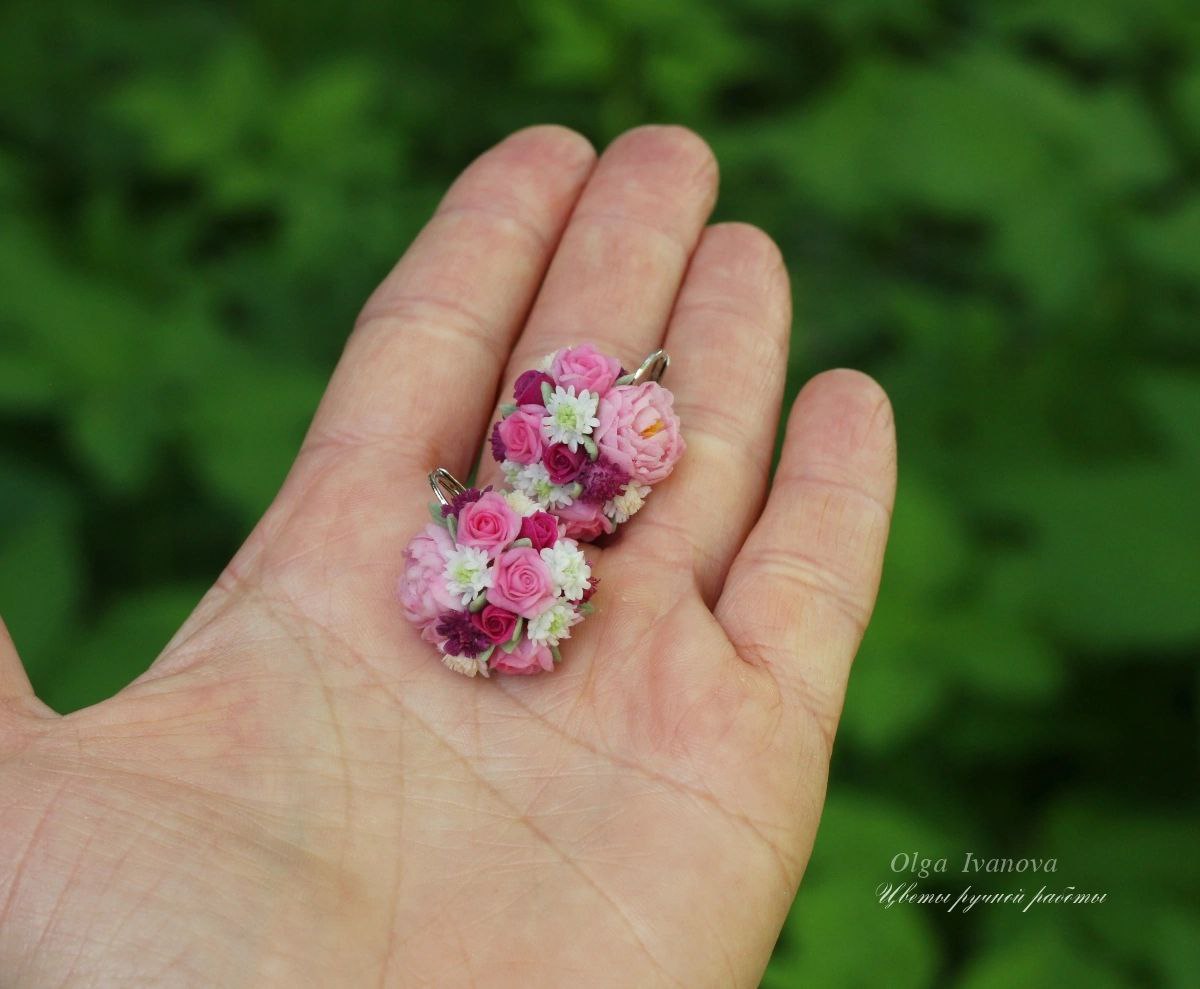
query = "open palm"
(0, 126, 895, 987)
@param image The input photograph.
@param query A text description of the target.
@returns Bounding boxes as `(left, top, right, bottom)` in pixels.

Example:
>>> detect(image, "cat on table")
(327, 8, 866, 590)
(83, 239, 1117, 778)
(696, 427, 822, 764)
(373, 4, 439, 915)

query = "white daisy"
(535, 350, 557, 372)
(441, 652, 489, 678)
(540, 541, 591, 600)
(605, 482, 650, 524)
(527, 601, 581, 647)
(504, 490, 539, 517)
(542, 386, 600, 452)
(501, 459, 524, 487)
(442, 545, 493, 605)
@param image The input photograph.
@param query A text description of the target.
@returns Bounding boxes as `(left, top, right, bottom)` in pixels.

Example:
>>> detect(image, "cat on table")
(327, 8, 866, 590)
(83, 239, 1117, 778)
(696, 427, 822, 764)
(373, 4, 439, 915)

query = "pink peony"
(490, 636, 555, 675)
(513, 370, 555, 407)
(456, 491, 521, 558)
(496, 404, 545, 465)
(542, 442, 585, 484)
(487, 546, 556, 618)
(593, 382, 684, 484)
(519, 511, 560, 551)
(555, 498, 615, 542)
(471, 604, 520, 644)
(397, 523, 458, 642)
(551, 344, 622, 396)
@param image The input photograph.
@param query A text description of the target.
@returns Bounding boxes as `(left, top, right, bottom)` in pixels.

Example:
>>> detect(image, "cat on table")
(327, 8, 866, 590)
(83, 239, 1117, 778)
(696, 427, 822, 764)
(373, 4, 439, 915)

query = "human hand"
(0, 126, 895, 987)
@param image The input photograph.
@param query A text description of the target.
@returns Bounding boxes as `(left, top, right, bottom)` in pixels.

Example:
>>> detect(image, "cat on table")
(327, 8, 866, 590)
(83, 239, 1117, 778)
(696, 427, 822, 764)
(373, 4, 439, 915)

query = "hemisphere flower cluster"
(490, 344, 685, 540)
(397, 488, 596, 677)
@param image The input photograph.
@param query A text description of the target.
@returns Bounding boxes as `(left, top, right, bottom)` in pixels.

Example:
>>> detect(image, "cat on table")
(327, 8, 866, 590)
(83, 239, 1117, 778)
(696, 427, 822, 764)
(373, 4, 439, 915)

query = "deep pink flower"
(470, 604, 520, 644)
(456, 491, 521, 558)
(513, 370, 555, 407)
(436, 610, 491, 657)
(576, 457, 629, 503)
(440, 485, 487, 519)
(489, 421, 506, 462)
(593, 382, 684, 484)
(519, 511, 560, 551)
(581, 576, 600, 603)
(490, 637, 554, 675)
(542, 442, 585, 484)
(496, 405, 545, 465)
(551, 344, 622, 396)
(487, 546, 556, 618)
(397, 523, 458, 643)
(555, 498, 615, 542)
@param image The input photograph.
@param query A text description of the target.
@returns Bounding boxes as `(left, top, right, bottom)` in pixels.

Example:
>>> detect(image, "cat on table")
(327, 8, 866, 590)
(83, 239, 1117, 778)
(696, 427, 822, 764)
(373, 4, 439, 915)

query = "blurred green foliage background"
(1, 0, 1197, 984)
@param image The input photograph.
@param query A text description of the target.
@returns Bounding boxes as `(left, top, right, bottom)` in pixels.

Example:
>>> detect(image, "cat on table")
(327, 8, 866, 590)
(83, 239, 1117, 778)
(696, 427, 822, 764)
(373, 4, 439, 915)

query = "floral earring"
(489, 344, 685, 540)
(397, 468, 597, 678)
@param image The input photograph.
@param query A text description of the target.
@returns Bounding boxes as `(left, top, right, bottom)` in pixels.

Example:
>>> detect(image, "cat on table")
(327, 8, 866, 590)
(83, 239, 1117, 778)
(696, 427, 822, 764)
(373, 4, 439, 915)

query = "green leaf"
(428, 502, 449, 526)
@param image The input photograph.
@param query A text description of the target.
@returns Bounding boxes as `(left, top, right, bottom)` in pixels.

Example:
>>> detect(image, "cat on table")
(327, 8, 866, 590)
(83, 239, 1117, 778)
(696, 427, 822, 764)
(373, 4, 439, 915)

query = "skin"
(0, 125, 896, 987)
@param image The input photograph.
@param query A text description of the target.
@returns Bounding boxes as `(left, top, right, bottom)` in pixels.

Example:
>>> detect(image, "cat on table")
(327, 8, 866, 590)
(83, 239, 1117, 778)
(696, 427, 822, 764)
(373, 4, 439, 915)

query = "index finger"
(306, 126, 596, 481)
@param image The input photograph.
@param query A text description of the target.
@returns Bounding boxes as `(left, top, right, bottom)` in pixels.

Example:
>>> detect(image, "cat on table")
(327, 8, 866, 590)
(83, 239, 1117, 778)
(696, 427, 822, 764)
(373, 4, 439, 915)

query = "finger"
(477, 125, 718, 486)
(307, 125, 596, 480)
(0, 614, 33, 704)
(715, 370, 896, 734)
(624, 222, 790, 603)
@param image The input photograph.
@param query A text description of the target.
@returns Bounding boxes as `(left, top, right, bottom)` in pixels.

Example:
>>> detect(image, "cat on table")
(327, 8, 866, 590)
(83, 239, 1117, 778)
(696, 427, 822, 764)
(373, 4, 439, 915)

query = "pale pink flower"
(554, 498, 615, 541)
(397, 523, 457, 643)
(490, 637, 555, 675)
(551, 344, 622, 396)
(593, 382, 684, 484)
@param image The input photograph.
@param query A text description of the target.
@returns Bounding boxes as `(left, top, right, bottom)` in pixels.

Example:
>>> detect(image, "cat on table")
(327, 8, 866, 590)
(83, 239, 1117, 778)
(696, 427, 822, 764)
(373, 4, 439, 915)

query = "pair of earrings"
(397, 344, 684, 677)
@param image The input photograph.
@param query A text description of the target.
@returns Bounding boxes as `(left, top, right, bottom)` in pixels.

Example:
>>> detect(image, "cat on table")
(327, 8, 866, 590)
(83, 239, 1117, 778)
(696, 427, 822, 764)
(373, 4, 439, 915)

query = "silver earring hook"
(429, 467, 467, 508)
(630, 349, 669, 385)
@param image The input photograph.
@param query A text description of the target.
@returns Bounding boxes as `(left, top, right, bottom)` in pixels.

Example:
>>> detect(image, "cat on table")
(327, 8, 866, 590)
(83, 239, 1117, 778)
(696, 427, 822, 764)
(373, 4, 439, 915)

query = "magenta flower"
(593, 382, 684, 484)
(551, 344, 622, 396)
(436, 610, 492, 657)
(576, 457, 629, 503)
(542, 442, 585, 484)
(519, 511, 560, 551)
(470, 604, 520, 644)
(513, 370, 555, 407)
(496, 405, 545, 465)
(487, 546, 556, 618)
(456, 491, 521, 558)
(440, 485, 488, 519)
(489, 421, 506, 462)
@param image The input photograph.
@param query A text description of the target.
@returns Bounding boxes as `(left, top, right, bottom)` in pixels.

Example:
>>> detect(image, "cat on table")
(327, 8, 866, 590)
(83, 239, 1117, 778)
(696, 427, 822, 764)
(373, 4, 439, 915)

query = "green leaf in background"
(0, 464, 82, 681)
(40, 585, 207, 713)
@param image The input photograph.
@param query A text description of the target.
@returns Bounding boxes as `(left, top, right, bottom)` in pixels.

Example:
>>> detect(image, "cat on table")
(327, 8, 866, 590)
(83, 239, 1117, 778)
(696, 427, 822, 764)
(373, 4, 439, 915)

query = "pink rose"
(496, 405, 545, 465)
(487, 546, 556, 618)
(554, 498, 615, 542)
(456, 491, 521, 558)
(397, 523, 457, 642)
(490, 637, 554, 676)
(513, 370, 555, 407)
(551, 344, 622, 396)
(542, 442, 585, 484)
(520, 511, 560, 551)
(593, 382, 684, 484)
(470, 604, 519, 644)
